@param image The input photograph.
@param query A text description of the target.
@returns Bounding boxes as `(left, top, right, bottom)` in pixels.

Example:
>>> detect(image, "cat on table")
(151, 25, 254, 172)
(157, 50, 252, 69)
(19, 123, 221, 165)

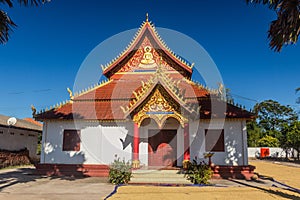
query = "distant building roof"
(0, 114, 42, 132)
(23, 118, 43, 127)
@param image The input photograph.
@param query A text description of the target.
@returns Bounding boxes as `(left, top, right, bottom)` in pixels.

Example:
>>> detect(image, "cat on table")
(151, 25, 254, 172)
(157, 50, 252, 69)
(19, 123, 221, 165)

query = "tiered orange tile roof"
(35, 16, 253, 122)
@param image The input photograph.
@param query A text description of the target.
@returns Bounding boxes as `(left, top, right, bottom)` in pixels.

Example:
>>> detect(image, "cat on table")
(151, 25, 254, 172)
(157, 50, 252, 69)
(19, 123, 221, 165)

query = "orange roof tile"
(35, 18, 253, 122)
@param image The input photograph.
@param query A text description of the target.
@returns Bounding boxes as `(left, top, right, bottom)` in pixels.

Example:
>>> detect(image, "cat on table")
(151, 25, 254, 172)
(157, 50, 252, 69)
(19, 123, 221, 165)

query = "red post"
(132, 123, 140, 168)
(133, 123, 139, 160)
(183, 123, 190, 161)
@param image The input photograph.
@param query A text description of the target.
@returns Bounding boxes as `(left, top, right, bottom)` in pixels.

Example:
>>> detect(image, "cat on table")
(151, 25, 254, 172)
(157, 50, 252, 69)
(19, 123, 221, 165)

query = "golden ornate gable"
(133, 88, 187, 128)
(102, 16, 193, 78)
(117, 37, 174, 73)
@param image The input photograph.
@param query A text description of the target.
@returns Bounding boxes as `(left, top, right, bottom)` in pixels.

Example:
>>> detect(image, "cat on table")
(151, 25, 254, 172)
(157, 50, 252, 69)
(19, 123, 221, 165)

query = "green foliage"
(257, 135, 280, 147)
(246, 0, 300, 52)
(283, 121, 300, 159)
(248, 99, 300, 159)
(184, 159, 213, 184)
(253, 100, 297, 133)
(247, 121, 263, 147)
(109, 157, 132, 185)
(36, 143, 41, 155)
(36, 132, 42, 155)
(247, 100, 298, 148)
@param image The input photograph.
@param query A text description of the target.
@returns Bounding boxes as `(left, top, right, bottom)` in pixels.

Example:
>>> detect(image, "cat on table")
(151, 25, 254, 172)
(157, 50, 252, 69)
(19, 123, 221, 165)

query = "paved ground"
(0, 167, 114, 200)
(250, 160, 300, 188)
(109, 185, 300, 200)
(110, 160, 300, 200)
(0, 160, 299, 200)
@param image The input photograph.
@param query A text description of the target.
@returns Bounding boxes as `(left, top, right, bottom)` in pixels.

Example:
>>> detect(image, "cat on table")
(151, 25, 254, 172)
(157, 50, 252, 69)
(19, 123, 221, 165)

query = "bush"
(109, 157, 132, 184)
(184, 159, 213, 184)
(257, 135, 280, 147)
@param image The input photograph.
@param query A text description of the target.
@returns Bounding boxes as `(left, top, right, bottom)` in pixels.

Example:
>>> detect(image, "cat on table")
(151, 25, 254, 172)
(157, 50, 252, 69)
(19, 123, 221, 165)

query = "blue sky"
(0, 0, 299, 118)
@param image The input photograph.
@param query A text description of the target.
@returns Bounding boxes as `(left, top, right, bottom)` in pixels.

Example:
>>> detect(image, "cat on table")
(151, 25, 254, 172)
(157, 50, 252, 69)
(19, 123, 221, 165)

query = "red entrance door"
(148, 130, 177, 167)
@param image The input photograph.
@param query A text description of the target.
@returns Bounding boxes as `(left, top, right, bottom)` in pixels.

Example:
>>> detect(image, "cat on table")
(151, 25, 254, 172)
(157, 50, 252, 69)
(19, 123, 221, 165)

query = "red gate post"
(132, 123, 140, 169)
(183, 122, 190, 168)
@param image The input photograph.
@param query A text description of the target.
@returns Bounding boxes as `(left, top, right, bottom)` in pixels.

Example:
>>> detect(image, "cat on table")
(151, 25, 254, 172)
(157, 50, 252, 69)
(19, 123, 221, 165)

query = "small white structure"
(248, 147, 296, 158)
(0, 115, 42, 159)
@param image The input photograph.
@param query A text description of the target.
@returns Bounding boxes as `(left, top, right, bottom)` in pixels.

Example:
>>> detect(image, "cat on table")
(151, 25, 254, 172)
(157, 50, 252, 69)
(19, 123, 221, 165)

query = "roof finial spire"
(146, 13, 149, 22)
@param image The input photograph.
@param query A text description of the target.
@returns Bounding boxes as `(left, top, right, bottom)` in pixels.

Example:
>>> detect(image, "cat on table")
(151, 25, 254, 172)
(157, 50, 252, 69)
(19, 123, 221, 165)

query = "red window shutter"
(63, 130, 81, 151)
(205, 129, 225, 152)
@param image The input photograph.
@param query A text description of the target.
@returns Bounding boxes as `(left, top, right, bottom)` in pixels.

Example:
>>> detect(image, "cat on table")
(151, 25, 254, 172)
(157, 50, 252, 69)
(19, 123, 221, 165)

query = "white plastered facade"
(41, 119, 248, 166)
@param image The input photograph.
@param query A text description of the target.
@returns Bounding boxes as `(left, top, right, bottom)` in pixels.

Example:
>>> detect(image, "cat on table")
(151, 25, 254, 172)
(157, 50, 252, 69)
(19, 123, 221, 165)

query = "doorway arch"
(142, 117, 180, 168)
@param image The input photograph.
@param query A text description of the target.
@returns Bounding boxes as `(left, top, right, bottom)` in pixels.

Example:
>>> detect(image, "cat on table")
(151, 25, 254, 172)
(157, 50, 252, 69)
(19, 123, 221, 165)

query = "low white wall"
(0, 126, 39, 159)
(248, 147, 295, 158)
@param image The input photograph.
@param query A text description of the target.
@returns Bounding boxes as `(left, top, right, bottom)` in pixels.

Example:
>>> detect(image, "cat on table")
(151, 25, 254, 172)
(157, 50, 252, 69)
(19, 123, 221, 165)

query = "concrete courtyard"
(0, 160, 299, 200)
(0, 167, 114, 200)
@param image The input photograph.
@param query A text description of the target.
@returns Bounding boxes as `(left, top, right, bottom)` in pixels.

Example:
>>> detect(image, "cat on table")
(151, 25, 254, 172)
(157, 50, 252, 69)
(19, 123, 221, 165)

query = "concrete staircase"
(130, 169, 191, 184)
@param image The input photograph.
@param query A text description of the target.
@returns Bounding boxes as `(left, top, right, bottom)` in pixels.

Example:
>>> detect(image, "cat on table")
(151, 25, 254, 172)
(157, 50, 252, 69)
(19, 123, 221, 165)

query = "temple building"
(35, 16, 255, 178)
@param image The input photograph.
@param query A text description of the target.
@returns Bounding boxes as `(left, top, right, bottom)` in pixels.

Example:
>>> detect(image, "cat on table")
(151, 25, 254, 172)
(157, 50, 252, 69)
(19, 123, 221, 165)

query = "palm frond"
(0, 10, 16, 44)
(0, 0, 47, 7)
(0, 0, 13, 7)
(268, 0, 300, 51)
(17, 0, 47, 6)
(245, 0, 282, 9)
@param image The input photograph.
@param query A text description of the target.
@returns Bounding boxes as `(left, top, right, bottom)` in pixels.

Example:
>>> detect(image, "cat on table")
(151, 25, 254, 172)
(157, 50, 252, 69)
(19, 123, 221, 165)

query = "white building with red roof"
(0, 115, 42, 159)
(35, 16, 255, 179)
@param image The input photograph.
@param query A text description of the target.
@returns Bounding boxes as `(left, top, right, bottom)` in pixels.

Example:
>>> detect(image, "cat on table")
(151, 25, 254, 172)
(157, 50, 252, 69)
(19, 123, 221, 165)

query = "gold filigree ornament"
(133, 89, 187, 128)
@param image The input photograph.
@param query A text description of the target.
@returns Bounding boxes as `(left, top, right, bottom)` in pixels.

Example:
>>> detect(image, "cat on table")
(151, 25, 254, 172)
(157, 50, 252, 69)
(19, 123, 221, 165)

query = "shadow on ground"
(230, 179, 300, 200)
(0, 167, 109, 192)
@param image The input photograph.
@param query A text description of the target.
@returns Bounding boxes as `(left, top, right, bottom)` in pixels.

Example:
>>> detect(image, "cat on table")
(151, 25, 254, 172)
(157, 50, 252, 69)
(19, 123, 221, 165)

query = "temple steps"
(130, 170, 191, 184)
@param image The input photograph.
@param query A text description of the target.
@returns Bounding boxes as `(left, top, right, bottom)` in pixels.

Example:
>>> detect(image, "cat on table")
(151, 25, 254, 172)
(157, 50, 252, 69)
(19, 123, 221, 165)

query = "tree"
(246, 0, 300, 52)
(257, 135, 280, 147)
(253, 100, 297, 136)
(247, 120, 263, 147)
(284, 121, 300, 160)
(0, 0, 47, 44)
(247, 100, 298, 148)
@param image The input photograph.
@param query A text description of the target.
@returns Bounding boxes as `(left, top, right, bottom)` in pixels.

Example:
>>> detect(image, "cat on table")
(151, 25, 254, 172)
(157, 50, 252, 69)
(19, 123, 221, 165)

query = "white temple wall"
(41, 119, 248, 166)
(190, 119, 248, 166)
(41, 121, 132, 165)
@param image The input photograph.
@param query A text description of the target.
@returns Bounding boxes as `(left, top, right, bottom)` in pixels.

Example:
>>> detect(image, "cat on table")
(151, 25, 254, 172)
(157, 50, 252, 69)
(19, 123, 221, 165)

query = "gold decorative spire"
(146, 13, 149, 22)
(67, 87, 73, 100)
(218, 82, 224, 95)
(31, 105, 36, 116)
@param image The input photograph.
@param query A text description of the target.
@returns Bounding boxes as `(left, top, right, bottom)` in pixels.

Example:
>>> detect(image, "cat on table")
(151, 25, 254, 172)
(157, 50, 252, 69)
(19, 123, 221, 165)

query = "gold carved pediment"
(118, 37, 174, 73)
(133, 89, 187, 128)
